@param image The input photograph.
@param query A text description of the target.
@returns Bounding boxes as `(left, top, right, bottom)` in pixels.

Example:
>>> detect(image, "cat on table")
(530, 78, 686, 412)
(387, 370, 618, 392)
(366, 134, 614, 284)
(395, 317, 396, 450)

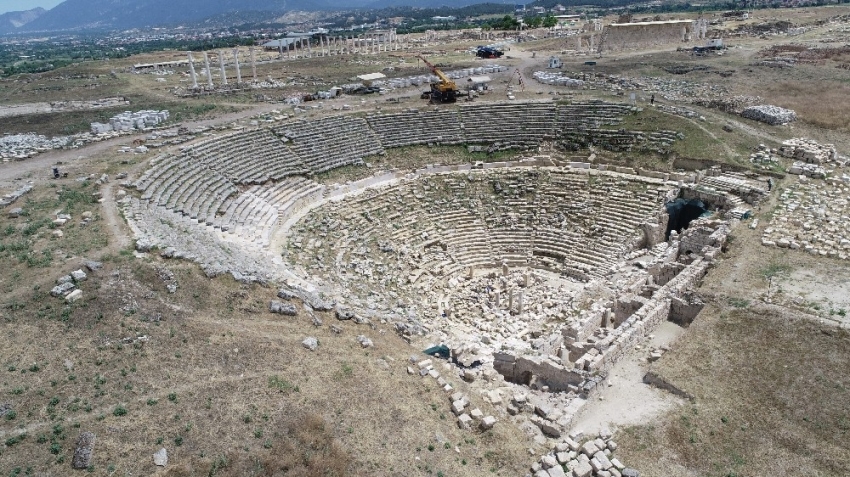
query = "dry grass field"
(617, 304, 850, 477)
(612, 169, 850, 476)
(2, 5, 850, 477)
(0, 221, 530, 476)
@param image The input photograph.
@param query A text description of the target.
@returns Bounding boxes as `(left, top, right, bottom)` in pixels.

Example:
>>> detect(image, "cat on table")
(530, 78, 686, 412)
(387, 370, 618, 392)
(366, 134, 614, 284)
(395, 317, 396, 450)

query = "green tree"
(543, 14, 558, 28)
(491, 15, 520, 30)
(524, 15, 543, 28)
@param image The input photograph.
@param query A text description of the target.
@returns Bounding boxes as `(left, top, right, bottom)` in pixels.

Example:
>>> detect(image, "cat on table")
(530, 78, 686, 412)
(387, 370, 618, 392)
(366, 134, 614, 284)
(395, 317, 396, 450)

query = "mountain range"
(0, 7, 45, 34)
(4, 0, 496, 33)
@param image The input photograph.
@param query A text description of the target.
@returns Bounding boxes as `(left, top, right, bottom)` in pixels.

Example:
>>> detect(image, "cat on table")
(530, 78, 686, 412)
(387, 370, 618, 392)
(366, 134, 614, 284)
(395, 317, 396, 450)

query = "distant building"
(432, 16, 457, 22)
(261, 39, 297, 51)
(364, 29, 398, 43)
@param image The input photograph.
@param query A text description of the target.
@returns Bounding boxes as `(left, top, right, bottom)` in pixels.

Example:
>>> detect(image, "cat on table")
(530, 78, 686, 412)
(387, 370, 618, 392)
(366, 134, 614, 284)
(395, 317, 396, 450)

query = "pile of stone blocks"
(532, 71, 586, 88)
(531, 430, 639, 477)
(91, 110, 169, 134)
(788, 161, 826, 179)
(51, 269, 88, 303)
(749, 144, 780, 166)
(779, 138, 840, 165)
(741, 105, 797, 125)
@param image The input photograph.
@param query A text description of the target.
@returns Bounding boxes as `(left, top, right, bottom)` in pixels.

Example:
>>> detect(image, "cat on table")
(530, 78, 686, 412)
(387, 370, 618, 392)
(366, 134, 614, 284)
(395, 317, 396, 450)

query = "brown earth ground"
(2, 5, 850, 476)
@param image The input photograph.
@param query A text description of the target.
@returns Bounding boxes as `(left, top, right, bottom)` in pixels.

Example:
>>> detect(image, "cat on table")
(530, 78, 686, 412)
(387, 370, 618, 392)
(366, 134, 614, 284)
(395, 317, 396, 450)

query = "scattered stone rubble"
(0, 97, 128, 119)
(156, 267, 178, 293)
(1, 123, 176, 161)
(763, 177, 850, 259)
(410, 357, 497, 432)
(0, 133, 70, 160)
(741, 104, 797, 125)
(0, 183, 32, 207)
(72, 431, 96, 469)
(531, 71, 739, 109)
(531, 430, 639, 477)
(270, 300, 297, 316)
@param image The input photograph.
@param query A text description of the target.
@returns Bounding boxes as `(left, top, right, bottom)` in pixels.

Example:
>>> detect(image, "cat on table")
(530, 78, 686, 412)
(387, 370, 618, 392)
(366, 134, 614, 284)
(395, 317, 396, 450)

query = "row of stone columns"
(187, 47, 258, 89)
(280, 34, 414, 59)
(574, 34, 596, 53)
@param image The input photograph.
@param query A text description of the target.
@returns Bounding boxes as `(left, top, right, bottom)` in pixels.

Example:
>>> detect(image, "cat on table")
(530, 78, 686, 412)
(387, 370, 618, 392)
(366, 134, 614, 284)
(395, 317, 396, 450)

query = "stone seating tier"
(286, 169, 664, 290)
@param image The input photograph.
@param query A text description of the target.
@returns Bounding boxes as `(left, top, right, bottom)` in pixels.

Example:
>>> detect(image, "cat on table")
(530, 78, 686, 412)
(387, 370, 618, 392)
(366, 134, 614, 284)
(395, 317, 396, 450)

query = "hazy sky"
(0, 0, 63, 15)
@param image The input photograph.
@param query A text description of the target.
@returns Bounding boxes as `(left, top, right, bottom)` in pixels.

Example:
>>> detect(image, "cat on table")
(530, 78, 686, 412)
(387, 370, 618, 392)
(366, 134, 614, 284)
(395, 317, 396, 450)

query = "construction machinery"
(417, 55, 458, 104)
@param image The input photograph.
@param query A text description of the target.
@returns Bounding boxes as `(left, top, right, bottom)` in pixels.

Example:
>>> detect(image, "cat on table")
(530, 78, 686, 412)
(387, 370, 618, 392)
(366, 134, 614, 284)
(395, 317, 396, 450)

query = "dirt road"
(0, 101, 286, 187)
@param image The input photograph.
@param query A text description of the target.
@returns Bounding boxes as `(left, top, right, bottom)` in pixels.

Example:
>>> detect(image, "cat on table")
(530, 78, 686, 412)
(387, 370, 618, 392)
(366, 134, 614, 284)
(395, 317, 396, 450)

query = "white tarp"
(468, 75, 492, 84)
(357, 72, 387, 81)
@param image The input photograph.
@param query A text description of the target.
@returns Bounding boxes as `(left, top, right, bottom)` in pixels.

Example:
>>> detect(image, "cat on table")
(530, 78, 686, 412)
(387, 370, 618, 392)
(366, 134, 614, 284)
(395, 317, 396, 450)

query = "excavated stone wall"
(601, 21, 697, 53)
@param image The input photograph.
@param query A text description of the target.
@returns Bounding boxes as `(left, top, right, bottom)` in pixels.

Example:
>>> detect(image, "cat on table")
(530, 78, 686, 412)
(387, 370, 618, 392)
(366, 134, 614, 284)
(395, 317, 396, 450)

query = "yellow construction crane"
(417, 54, 458, 103)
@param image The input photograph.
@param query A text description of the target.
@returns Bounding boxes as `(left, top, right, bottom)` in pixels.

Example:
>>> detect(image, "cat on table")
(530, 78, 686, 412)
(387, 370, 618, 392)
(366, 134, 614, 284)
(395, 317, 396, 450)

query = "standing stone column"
(307, 38, 312, 57)
(517, 291, 524, 314)
(249, 47, 257, 83)
(232, 48, 242, 84)
(187, 52, 198, 89)
(218, 53, 227, 85)
(202, 52, 213, 88)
